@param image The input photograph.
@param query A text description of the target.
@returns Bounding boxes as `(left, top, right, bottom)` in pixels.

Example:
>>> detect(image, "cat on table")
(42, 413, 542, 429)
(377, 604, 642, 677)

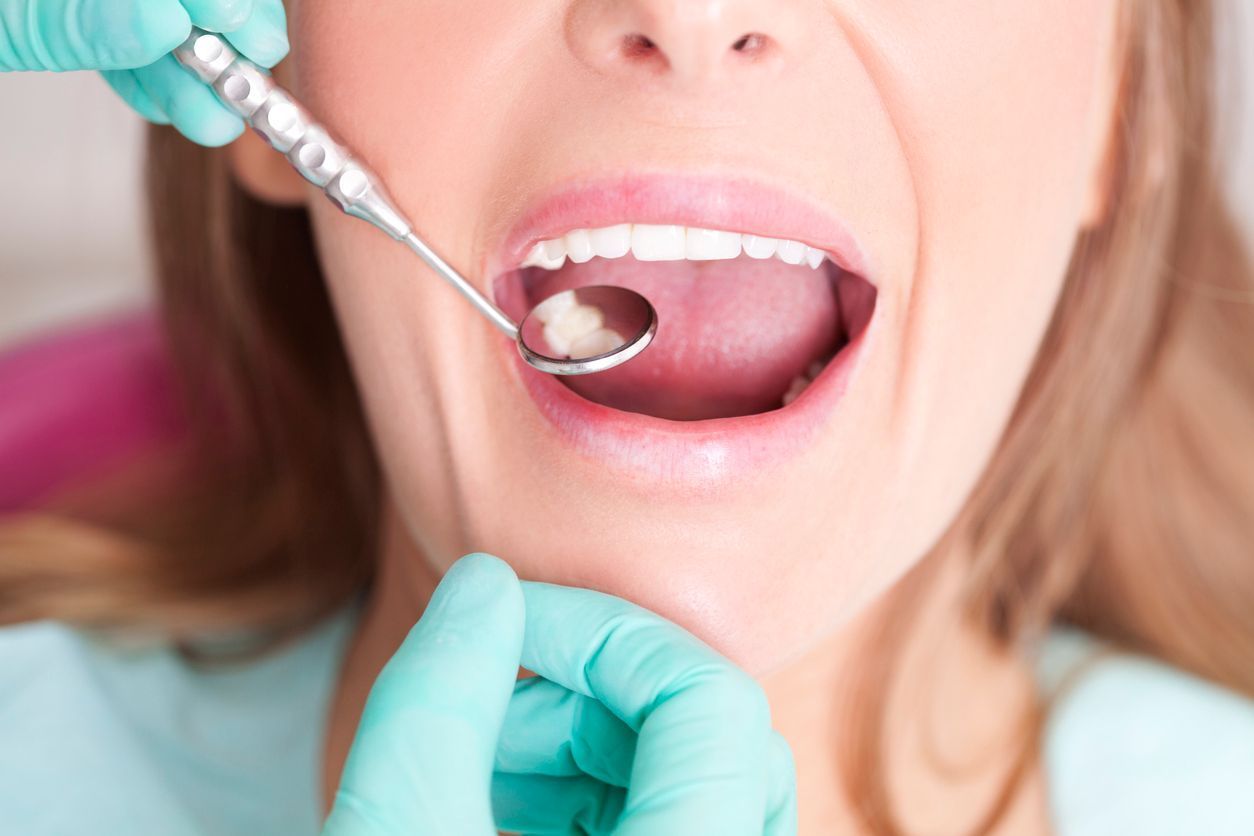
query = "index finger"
(519, 581, 773, 835)
(322, 554, 524, 836)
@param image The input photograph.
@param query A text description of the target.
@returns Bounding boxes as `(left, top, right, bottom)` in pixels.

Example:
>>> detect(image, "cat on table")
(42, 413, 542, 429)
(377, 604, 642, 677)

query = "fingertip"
(173, 101, 245, 147)
(142, 2, 194, 53)
(421, 553, 524, 631)
(225, 0, 290, 68)
(180, 0, 256, 33)
(453, 551, 518, 583)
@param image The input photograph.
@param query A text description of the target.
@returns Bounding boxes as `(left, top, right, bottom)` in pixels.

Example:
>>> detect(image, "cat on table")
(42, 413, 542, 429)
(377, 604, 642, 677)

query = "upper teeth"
(520, 224, 830, 271)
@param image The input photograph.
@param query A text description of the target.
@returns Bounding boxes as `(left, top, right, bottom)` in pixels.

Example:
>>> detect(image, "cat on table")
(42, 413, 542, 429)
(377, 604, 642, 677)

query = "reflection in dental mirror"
(518, 286, 658, 375)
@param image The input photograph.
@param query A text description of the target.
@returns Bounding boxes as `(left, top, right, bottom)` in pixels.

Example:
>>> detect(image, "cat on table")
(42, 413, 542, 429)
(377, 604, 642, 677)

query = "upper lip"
(483, 172, 874, 286)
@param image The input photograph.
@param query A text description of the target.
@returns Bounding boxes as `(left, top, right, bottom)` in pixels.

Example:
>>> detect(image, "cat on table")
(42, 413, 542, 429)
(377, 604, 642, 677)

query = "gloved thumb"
(321, 553, 525, 836)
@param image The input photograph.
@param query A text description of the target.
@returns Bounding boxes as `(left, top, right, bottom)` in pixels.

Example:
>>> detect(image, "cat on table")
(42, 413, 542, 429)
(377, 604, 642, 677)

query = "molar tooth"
(532, 289, 577, 325)
(565, 229, 595, 264)
(542, 323, 572, 357)
(551, 303, 605, 344)
(631, 224, 686, 261)
(571, 327, 625, 358)
(742, 234, 779, 260)
(686, 227, 742, 261)
(805, 247, 826, 270)
(542, 302, 605, 358)
(776, 239, 806, 265)
(782, 374, 811, 406)
(590, 224, 632, 259)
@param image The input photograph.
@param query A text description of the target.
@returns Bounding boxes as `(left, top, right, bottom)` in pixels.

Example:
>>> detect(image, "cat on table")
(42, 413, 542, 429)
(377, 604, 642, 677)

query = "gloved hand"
(0, 0, 288, 146)
(321, 552, 798, 836)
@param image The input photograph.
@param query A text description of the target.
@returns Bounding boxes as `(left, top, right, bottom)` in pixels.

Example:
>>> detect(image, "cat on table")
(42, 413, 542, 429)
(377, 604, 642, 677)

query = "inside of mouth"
(499, 253, 877, 421)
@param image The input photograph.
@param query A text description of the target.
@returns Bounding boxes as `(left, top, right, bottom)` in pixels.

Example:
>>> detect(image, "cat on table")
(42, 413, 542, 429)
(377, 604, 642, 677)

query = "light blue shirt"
(1, 605, 1251, 834)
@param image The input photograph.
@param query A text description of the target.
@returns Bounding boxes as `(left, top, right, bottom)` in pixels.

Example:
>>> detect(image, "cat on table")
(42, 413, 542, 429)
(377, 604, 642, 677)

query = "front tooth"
(805, 247, 826, 270)
(742, 234, 779, 259)
(686, 228, 742, 261)
(565, 229, 595, 264)
(776, 239, 806, 265)
(631, 224, 686, 261)
(590, 224, 632, 259)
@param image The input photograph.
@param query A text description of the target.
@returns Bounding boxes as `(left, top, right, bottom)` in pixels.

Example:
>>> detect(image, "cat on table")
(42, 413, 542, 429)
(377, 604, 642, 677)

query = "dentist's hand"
(0, 0, 288, 146)
(320, 552, 798, 836)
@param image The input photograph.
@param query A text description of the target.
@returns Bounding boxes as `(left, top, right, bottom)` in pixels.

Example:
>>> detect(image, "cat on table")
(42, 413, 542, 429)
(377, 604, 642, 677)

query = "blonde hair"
(2, 1, 1251, 832)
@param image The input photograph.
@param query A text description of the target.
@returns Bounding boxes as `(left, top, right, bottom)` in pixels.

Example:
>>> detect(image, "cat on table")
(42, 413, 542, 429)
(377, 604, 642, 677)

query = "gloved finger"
(520, 582, 776, 836)
(221, 0, 289, 68)
(133, 55, 244, 147)
(321, 553, 525, 836)
(764, 732, 799, 836)
(177, 0, 255, 33)
(0, 0, 190, 72)
(495, 675, 637, 787)
(100, 71, 172, 125)
(490, 772, 625, 836)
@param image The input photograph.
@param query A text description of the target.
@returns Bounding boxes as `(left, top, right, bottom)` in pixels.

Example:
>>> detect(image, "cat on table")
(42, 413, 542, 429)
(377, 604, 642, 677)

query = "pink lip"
(486, 173, 879, 494)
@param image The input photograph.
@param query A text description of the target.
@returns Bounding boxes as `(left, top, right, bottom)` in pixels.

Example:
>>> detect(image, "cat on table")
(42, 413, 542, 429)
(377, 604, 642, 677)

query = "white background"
(0, 6, 1251, 347)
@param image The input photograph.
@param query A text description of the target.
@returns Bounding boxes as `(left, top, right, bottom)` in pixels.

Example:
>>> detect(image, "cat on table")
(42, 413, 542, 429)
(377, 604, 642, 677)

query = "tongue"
(526, 257, 842, 420)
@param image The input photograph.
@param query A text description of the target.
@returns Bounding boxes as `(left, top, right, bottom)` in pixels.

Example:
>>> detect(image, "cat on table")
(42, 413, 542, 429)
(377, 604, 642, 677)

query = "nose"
(567, 0, 811, 89)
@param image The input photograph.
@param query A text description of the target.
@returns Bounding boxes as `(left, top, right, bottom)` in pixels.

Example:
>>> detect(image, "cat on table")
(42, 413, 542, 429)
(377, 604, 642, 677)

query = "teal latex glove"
(321, 553, 798, 835)
(0, 0, 289, 146)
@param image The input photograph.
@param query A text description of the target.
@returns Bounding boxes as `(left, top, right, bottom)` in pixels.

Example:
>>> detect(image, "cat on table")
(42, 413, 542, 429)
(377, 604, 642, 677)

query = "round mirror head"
(518, 285, 657, 376)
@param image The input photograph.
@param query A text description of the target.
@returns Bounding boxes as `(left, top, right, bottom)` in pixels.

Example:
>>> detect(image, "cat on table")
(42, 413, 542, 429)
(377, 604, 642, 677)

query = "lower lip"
(499, 311, 875, 496)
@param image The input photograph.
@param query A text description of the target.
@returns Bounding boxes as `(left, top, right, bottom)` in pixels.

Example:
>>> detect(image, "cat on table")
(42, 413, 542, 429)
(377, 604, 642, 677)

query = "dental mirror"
(404, 236, 657, 376)
(174, 28, 656, 377)
(518, 285, 658, 375)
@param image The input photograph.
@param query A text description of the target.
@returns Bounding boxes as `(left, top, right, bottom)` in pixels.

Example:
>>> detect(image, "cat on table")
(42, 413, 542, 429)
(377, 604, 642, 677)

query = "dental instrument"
(172, 28, 656, 376)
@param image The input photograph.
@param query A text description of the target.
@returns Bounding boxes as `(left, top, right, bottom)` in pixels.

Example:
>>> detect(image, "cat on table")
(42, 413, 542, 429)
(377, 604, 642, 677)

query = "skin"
(233, 0, 1122, 831)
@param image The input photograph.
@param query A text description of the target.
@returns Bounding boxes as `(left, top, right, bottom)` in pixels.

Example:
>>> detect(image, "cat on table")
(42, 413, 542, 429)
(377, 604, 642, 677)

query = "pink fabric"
(0, 310, 184, 512)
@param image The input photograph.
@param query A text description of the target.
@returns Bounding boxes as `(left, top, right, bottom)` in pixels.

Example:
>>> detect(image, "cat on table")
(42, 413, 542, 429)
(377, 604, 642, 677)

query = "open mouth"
(495, 223, 878, 421)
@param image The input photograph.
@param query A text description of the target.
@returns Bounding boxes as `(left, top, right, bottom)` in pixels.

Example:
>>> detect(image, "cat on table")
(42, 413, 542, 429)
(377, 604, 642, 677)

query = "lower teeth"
(781, 359, 829, 406)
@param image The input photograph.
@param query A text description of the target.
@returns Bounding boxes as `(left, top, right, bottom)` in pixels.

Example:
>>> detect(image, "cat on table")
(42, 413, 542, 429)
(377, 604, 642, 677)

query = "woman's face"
(281, 0, 1119, 675)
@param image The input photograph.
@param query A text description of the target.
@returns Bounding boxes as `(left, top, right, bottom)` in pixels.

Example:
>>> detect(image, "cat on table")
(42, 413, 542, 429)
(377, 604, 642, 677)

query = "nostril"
(622, 33, 658, 59)
(613, 30, 774, 78)
(731, 32, 769, 56)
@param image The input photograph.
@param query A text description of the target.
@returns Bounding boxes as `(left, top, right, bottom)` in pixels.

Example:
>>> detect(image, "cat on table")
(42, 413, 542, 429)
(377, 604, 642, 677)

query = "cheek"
(860, 1, 1118, 550)
(287, 2, 550, 232)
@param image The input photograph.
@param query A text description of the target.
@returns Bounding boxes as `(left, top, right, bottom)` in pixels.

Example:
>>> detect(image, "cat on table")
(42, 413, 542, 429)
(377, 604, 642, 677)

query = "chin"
(437, 497, 875, 678)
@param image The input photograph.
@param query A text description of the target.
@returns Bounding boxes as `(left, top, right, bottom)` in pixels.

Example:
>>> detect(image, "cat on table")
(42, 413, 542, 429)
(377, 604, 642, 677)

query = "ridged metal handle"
(173, 29, 412, 240)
